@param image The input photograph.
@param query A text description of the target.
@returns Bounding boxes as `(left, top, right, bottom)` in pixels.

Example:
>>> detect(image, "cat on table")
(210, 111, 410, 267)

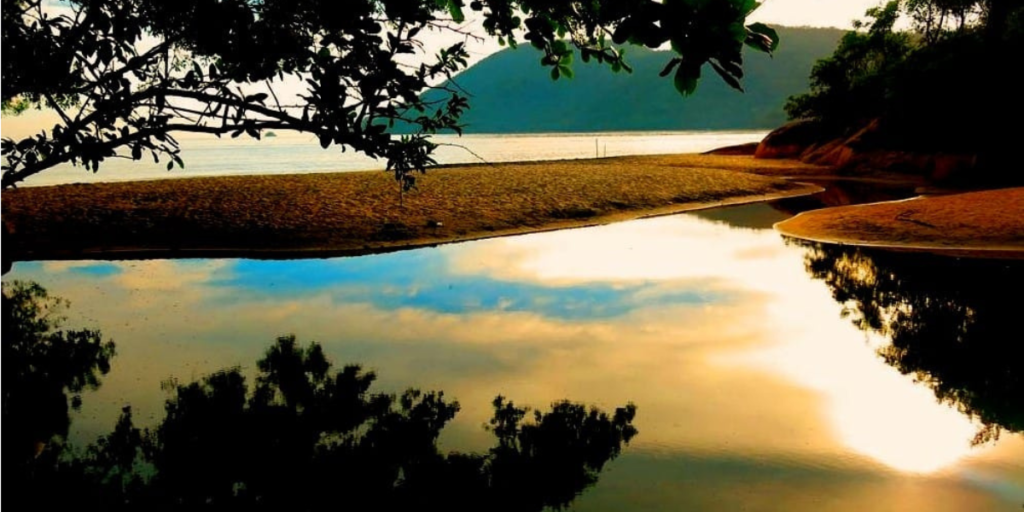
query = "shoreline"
(8, 187, 822, 263)
(3, 154, 822, 264)
(4, 153, 1021, 264)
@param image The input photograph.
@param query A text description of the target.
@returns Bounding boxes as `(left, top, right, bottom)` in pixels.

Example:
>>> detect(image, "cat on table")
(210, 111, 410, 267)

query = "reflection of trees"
(792, 240, 1022, 443)
(6, 283, 637, 510)
(3, 280, 116, 464)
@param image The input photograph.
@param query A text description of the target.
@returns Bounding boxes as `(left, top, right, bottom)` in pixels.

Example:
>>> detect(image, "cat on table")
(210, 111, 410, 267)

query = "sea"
(16, 130, 768, 187)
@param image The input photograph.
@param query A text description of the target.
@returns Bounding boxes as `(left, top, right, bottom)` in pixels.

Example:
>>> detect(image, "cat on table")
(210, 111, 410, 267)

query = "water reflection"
(688, 180, 918, 231)
(3, 280, 115, 464)
(5, 283, 637, 510)
(452, 215, 1015, 475)
(4, 208, 1022, 510)
(791, 240, 1023, 445)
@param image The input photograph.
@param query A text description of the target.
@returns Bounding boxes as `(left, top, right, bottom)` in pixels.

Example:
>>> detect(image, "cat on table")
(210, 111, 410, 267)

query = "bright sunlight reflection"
(454, 215, 989, 474)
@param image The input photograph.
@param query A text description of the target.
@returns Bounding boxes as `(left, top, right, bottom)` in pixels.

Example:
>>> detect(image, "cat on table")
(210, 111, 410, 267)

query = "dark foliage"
(792, 240, 1023, 445)
(5, 282, 638, 511)
(2, 280, 116, 465)
(785, 0, 1024, 174)
(1, 0, 779, 188)
(784, 2, 912, 133)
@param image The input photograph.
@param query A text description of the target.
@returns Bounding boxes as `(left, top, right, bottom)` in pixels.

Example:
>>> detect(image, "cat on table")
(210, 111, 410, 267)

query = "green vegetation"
(415, 26, 844, 133)
(785, 0, 1024, 176)
(0, 0, 779, 189)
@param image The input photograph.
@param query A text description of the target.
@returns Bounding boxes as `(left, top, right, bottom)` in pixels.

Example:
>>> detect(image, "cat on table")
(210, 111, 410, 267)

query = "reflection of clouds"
(578, 451, 1022, 512)
(729, 330, 983, 474)
(206, 294, 836, 460)
(5, 213, 1022, 487)
(212, 249, 730, 320)
(9, 255, 822, 460)
(448, 216, 807, 294)
(444, 214, 1017, 475)
(41, 261, 120, 274)
(112, 259, 231, 291)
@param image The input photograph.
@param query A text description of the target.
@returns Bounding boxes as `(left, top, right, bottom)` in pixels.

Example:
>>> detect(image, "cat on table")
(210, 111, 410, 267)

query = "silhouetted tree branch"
(2, 0, 779, 189)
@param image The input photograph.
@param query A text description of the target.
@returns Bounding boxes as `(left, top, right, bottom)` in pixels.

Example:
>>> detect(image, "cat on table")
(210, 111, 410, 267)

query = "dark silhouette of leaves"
(5, 287, 638, 511)
(792, 240, 1023, 445)
(2, 0, 777, 188)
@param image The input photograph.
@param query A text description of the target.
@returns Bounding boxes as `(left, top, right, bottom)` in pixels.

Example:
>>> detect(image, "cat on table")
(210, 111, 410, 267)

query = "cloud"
(5, 212, 1014, 477)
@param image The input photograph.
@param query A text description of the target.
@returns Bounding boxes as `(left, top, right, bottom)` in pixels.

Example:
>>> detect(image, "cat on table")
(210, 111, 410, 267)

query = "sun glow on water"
(453, 215, 994, 475)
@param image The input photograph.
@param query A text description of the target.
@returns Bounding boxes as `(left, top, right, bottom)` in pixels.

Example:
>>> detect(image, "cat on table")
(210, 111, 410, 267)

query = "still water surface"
(19, 130, 767, 187)
(6, 201, 1022, 510)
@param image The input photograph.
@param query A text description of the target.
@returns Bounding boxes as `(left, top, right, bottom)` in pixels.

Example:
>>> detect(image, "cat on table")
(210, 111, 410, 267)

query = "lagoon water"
(18, 130, 768, 187)
(6, 198, 1023, 510)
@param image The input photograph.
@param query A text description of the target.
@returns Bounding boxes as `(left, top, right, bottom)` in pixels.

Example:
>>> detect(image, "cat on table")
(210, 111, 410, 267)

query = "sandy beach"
(2, 154, 823, 261)
(776, 187, 1024, 257)
(6, 152, 1022, 262)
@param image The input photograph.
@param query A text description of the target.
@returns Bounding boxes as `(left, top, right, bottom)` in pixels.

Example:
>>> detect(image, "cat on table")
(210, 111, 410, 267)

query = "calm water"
(18, 130, 767, 187)
(5, 202, 1022, 510)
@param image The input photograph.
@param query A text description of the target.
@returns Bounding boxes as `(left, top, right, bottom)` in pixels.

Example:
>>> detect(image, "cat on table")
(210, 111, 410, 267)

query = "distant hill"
(418, 26, 845, 133)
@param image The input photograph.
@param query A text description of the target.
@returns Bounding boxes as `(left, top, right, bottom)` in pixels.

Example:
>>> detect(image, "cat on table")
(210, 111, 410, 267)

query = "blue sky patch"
(67, 263, 123, 277)
(210, 250, 727, 320)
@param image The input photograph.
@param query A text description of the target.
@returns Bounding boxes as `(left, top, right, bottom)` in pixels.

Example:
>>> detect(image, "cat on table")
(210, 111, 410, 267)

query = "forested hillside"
(419, 26, 844, 133)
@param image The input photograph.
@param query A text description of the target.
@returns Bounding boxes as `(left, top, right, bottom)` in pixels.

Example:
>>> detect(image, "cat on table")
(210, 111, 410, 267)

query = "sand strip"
(776, 188, 1024, 258)
(3, 155, 821, 261)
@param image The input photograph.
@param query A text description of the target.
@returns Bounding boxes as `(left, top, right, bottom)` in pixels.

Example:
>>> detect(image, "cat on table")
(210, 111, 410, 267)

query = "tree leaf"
(673, 64, 700, 96)
(659, 58, 681, 78)
(746, 23, 780, 53)
(612, 20, 633, 45)
(447, 0, 465, 23)
(709, 59, 743, 92)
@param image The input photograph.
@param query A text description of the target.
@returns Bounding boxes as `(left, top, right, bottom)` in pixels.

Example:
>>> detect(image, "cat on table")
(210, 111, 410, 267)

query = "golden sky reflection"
(7, 213, 1022, 505)
(449, 216, 1004, 474)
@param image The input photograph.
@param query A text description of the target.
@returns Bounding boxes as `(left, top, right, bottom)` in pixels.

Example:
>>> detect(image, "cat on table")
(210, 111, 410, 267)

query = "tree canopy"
(784, 0, 1023, 176)
(1, 0, 779, 189)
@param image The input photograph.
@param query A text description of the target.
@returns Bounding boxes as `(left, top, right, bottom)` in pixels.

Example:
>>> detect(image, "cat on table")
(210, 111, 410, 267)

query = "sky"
(750, 0, 885, 28)
(429, 0, 888, 67)
(1, 0, 887, 140)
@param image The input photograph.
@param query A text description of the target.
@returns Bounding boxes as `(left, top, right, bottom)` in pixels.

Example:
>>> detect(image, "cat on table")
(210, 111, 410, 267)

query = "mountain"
(419, 26, 845, 133)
